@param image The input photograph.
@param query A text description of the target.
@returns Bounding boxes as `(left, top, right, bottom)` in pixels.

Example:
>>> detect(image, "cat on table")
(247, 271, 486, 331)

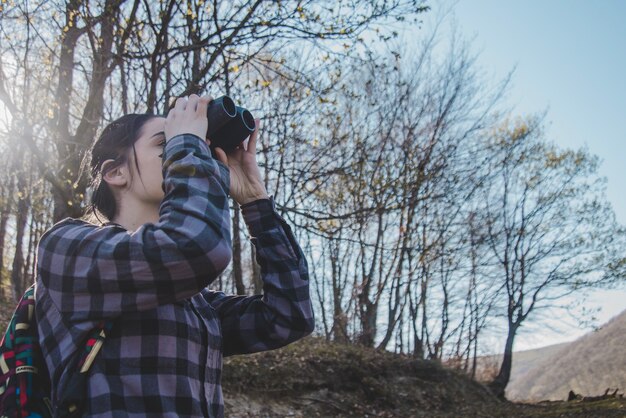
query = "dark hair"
(88, 114, 156, 222)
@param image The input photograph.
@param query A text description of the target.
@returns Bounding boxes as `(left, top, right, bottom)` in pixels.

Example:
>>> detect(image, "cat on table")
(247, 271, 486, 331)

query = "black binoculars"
(206, 96, 255, 151)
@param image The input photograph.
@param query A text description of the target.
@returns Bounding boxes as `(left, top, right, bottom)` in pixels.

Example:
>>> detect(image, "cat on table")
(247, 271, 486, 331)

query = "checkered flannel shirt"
(35, 134, 314, 417)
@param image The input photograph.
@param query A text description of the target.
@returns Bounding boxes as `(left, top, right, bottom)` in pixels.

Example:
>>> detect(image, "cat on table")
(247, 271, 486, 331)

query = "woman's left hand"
(213, 119, 269, 205)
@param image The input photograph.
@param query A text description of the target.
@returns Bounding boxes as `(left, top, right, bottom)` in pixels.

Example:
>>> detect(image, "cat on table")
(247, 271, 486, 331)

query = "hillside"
(506, 342, 571, 385)
(474, 342, 570, 385)
(222, 336, 500, 417)
(221, 336, 626, 417)
(507, 309, 626, 401)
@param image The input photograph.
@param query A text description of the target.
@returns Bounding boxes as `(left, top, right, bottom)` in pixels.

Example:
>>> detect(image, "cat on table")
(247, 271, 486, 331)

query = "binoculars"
(206, 96, 255, 151)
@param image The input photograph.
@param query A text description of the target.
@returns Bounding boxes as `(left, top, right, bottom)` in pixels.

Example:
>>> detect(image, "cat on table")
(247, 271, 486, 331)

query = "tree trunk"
(232, 205, 245, 295)
(0, 182, 13, 298)
(0, 209, 9, 298)
(23, 199, 39, 287)
(357, 211, 384, 347)
(251, 244, 262, 294)
(412, 319, 425, 359)
(330, 240, 349, 343)
(10, 175, 29, 302)
(489, 322, 519, 399)
(357, 298, 376, 347)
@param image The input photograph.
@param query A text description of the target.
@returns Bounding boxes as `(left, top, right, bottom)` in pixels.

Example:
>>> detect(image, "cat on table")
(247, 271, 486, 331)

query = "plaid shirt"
(35, 134, 314, 417)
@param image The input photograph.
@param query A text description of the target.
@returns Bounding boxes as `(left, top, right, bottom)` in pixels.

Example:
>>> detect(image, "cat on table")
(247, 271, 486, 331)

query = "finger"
(187, 94, 200, 112)
(213, 147, 228, 165)
(248, 119, 261, 154)
(196, 95, 212, 118)
(174, 96, 188, 111)
(167, 96, 177, 112)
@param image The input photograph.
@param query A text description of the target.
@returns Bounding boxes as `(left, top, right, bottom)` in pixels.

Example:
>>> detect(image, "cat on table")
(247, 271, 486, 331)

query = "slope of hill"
(474, 342, 571, 385)
(507, 309, 626, 401)
(222, 336, 626, 417)
(222, 336, 501, 417)
(506, 342, 571, 383)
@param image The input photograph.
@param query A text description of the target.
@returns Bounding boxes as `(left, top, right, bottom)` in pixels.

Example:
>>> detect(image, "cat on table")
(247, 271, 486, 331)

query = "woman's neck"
(112, 199, 160, 231)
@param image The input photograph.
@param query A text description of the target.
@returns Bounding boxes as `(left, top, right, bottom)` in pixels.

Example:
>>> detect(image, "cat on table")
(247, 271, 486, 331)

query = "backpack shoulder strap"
(77, 320, 112, 373)
(56, 319, 112, 418)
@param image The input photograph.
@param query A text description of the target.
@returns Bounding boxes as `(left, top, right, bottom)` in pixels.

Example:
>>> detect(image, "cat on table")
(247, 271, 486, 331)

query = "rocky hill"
(506, 309, 626, 401)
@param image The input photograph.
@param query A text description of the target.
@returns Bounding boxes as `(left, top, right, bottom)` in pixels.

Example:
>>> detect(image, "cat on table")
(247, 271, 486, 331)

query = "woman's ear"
(101, 159, 128, 188)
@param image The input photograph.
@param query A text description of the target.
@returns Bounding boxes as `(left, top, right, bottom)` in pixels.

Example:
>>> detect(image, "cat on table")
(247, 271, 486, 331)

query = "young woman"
(35, 94, 314, 417)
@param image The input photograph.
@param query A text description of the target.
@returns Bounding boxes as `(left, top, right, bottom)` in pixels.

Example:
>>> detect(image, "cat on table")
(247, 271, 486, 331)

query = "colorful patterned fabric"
(35, 134, 314, 417)
(0, 284, 52, 418)
(0, 287, 110, 418)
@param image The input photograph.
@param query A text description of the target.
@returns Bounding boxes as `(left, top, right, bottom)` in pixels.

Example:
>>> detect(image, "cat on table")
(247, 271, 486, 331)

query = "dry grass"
(222, 336, 626, 417)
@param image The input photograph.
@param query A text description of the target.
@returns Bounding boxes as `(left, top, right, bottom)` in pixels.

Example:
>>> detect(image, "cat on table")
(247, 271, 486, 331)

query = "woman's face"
(125, 117, 167, 207)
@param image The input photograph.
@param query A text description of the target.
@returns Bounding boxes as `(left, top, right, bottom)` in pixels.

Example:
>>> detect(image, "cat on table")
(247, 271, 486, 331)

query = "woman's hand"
(213, 120, 269, 205)
(164, 94, 211, 142)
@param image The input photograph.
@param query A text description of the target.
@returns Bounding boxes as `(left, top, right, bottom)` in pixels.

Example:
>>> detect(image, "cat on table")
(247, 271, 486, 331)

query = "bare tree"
(479, 116, 622, 398)
(267, 23, 509, 351)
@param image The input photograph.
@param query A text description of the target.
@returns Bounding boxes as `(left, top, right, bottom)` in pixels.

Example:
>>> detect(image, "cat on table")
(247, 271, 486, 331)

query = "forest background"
(0, 0, 624, 397)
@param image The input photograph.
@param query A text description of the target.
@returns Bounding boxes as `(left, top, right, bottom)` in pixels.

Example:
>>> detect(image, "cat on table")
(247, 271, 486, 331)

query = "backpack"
(0, 284, 111, 418)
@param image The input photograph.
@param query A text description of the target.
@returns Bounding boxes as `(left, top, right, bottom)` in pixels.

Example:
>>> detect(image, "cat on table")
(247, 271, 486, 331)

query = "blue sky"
(423, 0, 626, 350)
(449, 0, 626, 223)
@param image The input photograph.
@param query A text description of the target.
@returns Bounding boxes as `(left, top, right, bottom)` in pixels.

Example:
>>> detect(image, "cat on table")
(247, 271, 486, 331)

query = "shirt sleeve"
(36, 134, 232, 322)
(200, 198, 314, 356)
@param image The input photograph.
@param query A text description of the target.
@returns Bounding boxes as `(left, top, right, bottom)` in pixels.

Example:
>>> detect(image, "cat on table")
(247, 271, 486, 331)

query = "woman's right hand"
(164, 94, 212, 143)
